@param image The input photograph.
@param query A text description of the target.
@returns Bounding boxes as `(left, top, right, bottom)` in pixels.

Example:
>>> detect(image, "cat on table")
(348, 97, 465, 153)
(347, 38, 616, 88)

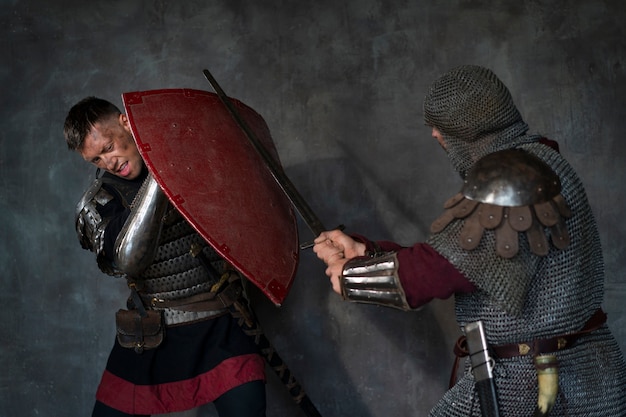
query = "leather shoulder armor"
(431, 149, 572, 259)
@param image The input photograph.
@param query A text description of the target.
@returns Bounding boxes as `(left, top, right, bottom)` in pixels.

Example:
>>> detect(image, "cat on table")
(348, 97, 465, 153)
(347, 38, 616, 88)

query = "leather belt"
(449, 308, 607, 388)
(139, 279, 243, 312)
(490, 308, 606, 359)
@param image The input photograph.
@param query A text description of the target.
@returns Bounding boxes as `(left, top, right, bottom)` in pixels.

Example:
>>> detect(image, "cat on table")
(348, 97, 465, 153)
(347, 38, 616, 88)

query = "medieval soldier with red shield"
(64, 90, 306, 417)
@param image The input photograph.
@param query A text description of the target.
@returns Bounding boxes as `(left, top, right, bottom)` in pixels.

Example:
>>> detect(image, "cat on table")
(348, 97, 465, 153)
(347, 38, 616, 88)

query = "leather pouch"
(115, 309, 165, 354)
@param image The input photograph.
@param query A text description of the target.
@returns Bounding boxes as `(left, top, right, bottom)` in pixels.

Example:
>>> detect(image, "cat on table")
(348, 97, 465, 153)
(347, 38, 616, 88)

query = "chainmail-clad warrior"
(64, 97, 266, 417)
(313, 65, 626, 416)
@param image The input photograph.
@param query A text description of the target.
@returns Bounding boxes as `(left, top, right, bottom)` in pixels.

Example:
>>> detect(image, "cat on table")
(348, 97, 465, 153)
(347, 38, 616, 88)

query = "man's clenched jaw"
(79, 114, 144, 180)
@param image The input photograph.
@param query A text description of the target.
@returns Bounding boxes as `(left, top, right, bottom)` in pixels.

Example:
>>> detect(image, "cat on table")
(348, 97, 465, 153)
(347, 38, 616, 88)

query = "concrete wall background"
(1, 1, 625, 416)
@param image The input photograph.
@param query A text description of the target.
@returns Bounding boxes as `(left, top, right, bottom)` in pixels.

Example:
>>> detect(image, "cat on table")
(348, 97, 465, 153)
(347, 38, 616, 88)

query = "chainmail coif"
(423, 65, 536, 178)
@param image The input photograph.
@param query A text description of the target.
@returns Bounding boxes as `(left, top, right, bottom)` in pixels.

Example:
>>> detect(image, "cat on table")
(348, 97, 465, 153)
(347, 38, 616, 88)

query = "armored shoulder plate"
(461, 148, 561, 206)
(431, 149, 572, 258)
(114, 174, 169, 277)
(75, 178, 111, 252)
(75, 178, 118, 275)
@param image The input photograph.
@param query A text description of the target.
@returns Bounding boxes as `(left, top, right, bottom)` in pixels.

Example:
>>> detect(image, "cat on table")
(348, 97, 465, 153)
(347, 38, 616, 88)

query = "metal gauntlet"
(341, 252, 411, 311)
(114, 175, 169, 277)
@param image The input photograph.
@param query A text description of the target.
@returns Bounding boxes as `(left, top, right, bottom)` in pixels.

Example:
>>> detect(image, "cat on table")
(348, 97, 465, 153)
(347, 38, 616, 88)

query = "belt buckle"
(518, 343, 531, 355)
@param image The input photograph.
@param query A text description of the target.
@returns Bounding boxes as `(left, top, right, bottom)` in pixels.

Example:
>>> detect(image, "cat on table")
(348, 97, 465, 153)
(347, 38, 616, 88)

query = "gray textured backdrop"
(1, 1, 625, 416)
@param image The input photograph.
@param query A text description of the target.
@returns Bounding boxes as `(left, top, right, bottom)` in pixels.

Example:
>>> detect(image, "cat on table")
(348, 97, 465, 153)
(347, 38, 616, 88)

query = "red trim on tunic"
(95, 353, 266, 415)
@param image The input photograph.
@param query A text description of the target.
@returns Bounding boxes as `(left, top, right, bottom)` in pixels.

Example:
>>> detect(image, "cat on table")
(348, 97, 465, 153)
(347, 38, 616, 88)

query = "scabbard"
(475, 378, 500, 417)
(465, 321, 501, 417)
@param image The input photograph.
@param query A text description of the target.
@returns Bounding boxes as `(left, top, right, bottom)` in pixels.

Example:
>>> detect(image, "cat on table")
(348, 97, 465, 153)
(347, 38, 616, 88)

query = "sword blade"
(202, 68, 327, 237)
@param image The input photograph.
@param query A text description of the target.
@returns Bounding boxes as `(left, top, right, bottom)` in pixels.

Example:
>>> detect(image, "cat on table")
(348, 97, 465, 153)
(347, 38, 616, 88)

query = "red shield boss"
(122, 88, 298, 306)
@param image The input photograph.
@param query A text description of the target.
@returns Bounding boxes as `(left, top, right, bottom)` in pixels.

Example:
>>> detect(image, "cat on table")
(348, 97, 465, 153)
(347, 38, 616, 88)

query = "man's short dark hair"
(64, 97, 121, 151)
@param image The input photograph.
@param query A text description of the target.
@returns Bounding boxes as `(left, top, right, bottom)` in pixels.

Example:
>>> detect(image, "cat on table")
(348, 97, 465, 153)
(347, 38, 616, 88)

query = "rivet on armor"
(557, 338, 567, 349)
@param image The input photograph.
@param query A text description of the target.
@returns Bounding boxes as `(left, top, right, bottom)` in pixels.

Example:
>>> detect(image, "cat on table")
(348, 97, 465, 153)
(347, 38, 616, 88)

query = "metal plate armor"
(121, 89, 299, 306)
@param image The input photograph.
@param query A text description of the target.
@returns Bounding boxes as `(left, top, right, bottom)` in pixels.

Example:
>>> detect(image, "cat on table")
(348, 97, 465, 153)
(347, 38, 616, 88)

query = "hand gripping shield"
(122, 89, 298, 306)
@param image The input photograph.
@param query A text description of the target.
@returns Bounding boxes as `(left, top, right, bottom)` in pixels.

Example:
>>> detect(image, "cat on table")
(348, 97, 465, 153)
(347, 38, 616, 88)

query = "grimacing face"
(79, 114, 144, 180)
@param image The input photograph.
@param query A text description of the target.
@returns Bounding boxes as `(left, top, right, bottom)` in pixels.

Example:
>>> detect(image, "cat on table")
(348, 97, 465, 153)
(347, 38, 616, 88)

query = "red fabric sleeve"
(394, 243, 476, 308)
(539, 137, 560, 152)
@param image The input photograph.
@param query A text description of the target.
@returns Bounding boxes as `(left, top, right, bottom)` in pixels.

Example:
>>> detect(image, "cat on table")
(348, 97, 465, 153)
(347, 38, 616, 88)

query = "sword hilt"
(465, 321, 501, 417)
(299, 224, 346, 250)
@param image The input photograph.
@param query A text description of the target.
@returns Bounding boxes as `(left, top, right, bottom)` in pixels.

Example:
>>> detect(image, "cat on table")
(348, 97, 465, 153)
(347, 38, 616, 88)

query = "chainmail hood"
(423, 65, 538, 177)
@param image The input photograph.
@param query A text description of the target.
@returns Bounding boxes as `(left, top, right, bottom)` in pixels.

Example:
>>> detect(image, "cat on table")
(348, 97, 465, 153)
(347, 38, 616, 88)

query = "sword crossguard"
(299, 224, 346, 250)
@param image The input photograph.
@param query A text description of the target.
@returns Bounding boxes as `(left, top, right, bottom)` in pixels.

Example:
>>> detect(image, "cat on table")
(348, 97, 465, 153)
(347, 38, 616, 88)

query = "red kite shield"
(122, 89, 298, 306)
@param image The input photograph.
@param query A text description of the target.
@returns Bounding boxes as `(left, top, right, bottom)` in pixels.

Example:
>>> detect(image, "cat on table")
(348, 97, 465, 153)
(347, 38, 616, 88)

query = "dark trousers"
(92, 380, 267, 417)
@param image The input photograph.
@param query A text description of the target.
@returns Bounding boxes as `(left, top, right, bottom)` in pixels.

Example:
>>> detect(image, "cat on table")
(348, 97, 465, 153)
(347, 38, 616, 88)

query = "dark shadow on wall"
(248, 154, 457, 417)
